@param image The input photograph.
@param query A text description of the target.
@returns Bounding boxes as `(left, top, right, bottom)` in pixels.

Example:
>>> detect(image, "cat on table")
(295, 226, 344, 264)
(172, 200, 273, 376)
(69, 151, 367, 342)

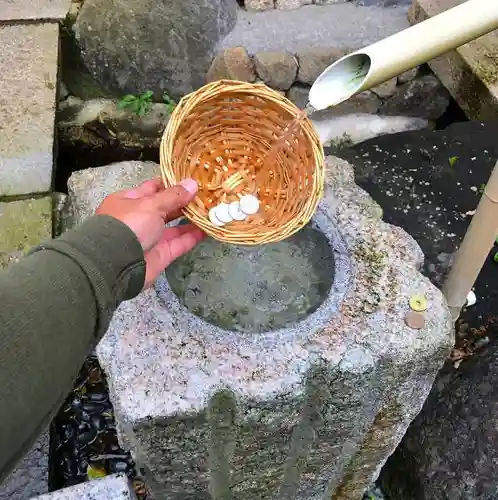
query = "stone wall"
(207, 46, 450, 121)
(244, 0, 344, 11)
(243, 0, 411, 11)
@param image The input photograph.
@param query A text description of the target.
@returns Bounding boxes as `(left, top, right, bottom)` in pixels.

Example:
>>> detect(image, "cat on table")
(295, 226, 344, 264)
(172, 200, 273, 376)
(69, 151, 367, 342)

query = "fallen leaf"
(87, 464, 107, 480)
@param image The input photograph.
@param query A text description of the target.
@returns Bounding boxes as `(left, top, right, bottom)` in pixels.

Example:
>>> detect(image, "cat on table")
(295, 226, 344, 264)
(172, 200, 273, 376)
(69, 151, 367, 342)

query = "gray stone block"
(0, 0, 70, 21)
(68, 158, 453, 499)
(0, 24, 58, 196)
(379, 75, 451, 121)
(30, 474, 136, 500)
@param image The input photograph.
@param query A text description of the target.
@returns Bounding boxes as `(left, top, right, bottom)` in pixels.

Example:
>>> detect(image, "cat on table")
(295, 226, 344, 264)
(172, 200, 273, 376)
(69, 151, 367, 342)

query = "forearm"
(0, 215, 145, 481)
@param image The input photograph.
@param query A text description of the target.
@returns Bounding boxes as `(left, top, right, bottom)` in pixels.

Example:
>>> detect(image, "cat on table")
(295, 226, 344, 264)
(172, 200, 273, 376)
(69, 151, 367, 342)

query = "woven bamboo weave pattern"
(160, 80, 325, 245)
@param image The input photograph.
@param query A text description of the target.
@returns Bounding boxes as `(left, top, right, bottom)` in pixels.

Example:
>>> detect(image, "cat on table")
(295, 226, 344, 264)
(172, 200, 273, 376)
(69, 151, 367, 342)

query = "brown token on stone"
(405, 311, 426, 330)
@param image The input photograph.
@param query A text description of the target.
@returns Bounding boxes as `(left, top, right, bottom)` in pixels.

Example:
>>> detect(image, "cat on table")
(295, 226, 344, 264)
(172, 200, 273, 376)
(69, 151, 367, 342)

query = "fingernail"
(179, 178, 198, 195)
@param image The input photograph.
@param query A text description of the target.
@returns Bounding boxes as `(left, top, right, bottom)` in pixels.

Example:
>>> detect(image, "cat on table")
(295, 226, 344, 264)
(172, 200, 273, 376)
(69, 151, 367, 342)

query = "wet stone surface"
(164, 226, 335, 333)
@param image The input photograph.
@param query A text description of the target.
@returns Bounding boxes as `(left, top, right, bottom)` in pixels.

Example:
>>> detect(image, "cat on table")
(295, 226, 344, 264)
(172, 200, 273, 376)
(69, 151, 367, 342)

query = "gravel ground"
(0, 432, 49, 500)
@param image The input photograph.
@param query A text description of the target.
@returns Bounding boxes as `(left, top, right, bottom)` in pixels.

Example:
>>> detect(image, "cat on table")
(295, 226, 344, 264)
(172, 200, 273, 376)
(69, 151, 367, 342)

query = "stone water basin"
(163, 226, 336, 333)
(67, 157, 453, 500)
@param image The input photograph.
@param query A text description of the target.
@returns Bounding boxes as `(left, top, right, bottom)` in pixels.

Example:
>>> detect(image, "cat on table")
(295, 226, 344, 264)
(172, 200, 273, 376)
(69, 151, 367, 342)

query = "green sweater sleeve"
(0, 215, 146, 482)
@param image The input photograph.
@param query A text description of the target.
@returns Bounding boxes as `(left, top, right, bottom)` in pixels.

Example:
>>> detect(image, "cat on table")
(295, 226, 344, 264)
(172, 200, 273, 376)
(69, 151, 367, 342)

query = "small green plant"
(448, 155, 458, 168)
(118, 90, 154, 117)
(163, 92, 177, 113)
(479, 183, 487, 194)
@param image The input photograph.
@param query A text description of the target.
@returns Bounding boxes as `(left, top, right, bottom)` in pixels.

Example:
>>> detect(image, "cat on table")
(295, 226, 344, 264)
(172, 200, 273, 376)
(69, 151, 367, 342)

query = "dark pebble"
(108, 443, 121, 453)
(77, 422, 91, 433)
(78, 458, 88, 476)
(82, 402, 107, 413)
(62, 425, 76, 443)
(61, 456, 76, 477)
(91, 414, 106, 432)
(85, 392, 108, 403)
(475, 336, 490, 350)
(78, 410, 92, 422)
(71, 397, 82, 410)
(77, 428, 98, 445)
(108, 460, 129, 474)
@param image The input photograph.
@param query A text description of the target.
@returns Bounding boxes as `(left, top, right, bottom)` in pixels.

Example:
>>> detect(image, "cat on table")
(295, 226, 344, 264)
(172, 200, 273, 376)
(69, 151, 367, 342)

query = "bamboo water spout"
(442, 160, 498, 321)
(308, 0, 498, 111)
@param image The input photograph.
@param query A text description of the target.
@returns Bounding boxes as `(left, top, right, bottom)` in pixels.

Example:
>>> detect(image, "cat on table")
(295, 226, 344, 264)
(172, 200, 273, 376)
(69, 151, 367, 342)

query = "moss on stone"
(327, 133, 354, 151)
(0, 197, 52, 269)
(474, 51, 498, 86)
(353, 240, 388, 313)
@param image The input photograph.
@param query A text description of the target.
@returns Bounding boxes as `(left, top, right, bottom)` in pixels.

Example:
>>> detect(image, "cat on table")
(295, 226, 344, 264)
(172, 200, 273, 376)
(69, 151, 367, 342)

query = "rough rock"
(379, 74, 450, 120)
(357, 0, 411, 4)
(0, 432, 49, 500)
(296, 47, 347, 85)
(371, 78, 398, 99)
(59, 26, 113, 101)
(244, 0, 274, 10)
(0, 23, 58, 196)
(397, 67, 419, 85)
(287, 84, 310, 109)
(31, 474, 136, 500)
(381, 337, 498, 500)
(207, 47, 256, 83)
(312, 113, 429, 149)
(0, 197, 52, 270)
(409, 0, 498, 120)
(253, 51, 298, 90)
(68, 158, 452, 499)
(73, 0, 237, 99)
(57, 97, 171, 149)
(313, 0, 349, 4)
(275, 0, 311, 9)
(317, 91, 382, 116)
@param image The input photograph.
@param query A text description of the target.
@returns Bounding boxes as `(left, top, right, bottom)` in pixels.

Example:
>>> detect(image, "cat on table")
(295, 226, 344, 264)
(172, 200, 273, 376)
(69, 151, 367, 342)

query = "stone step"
(0, 0, 70, 22)
(409, 0, 498, 120)
(0, 22, 59, 196)
(0, 197, 52, 269)
(30, 474, 136, 500)
(219, 3, 410, 54)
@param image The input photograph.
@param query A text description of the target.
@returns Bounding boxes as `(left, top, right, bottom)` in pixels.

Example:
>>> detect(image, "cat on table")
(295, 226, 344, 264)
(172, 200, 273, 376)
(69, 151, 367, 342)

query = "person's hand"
(96, 177, 205, 288)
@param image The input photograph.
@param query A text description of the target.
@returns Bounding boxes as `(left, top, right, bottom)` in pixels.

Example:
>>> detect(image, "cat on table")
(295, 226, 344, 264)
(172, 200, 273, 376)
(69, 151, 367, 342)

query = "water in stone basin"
(163, 225, 335, 333)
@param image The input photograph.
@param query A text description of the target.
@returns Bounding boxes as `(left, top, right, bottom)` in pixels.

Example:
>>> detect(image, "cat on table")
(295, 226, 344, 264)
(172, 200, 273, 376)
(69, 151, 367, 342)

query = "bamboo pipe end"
(308, 52, 371, 111)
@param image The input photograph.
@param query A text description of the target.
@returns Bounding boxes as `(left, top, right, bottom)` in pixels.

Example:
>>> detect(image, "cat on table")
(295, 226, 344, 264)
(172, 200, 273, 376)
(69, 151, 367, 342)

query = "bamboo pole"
(442, 160, 498, 321)
(308, 0, 498, 110)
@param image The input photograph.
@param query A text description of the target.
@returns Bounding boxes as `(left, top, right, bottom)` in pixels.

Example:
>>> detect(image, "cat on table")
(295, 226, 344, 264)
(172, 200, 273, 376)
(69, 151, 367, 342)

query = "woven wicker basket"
(159, 80, 324, 245)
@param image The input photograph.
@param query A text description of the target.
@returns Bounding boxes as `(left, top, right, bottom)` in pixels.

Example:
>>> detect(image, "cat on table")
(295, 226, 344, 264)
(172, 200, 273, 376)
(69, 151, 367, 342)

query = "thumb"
(149, 179, 198, 221)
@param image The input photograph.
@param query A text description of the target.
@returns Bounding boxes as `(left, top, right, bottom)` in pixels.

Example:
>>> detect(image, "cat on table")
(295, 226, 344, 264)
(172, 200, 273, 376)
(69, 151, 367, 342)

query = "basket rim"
(160, 80, 325, 245)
